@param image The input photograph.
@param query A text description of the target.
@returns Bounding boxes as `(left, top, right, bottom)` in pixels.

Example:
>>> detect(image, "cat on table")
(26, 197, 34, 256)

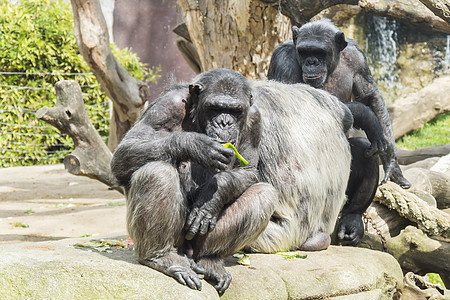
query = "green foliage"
(13, 222, 29, 228)
(396, 112, 450, 150)
(0, 0, 158, 167)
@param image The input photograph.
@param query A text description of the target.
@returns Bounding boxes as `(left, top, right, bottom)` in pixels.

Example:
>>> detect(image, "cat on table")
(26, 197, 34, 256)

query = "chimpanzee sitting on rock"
(111, 69, 383, 294)
(267, 19, 410, 246)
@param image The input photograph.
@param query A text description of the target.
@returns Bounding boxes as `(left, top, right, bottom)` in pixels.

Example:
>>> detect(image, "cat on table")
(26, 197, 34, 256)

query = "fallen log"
(397, 144, 450, 165)
(387, 226, 450, 288)
(389, 76, 450, 140)
(403, 168, 450, 209)
(359, 227, 450, 289)
(36, 81, 122, 194)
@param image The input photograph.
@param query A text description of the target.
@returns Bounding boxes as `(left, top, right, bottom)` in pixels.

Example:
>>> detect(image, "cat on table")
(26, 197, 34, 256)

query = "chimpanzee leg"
(191, 183, 276, 294)
(300, 232, 331, 251)
(127, 161, 203, 290)
(337, 137, 379, 246)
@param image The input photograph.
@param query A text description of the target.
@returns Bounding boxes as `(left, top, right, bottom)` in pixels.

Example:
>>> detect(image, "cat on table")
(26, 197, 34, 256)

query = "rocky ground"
(0, 164, 125, 244)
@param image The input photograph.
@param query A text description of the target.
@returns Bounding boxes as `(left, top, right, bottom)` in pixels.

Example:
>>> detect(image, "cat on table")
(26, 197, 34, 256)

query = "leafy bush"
(0, 0, 159, 167)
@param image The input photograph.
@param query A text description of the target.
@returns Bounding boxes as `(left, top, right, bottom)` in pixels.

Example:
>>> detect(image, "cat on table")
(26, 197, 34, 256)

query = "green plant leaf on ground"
(74, 239, 128, 252)
(13, 222, 29, 228)
(106, 202, 126, 206)
(276, 251, 308, 260)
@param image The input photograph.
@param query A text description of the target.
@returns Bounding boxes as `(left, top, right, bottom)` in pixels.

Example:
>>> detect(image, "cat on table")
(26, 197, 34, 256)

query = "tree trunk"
(178, 0, 291, 79)
(71, 0, 149, 151)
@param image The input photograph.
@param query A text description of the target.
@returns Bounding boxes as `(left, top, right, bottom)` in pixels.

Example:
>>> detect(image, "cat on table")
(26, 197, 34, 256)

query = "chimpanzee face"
(293, 24, 347, 88)
(189, 69, 253, 144)
(296, 41, 330, 88)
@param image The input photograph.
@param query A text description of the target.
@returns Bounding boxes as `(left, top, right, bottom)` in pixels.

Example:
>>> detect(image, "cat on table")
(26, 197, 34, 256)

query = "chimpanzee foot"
(138, 252, 203, 290)
(299, 232, 331, 251)
(391, 173, 411, 189)
(382, 162, 411, 189)
(196, 256, 232, 295)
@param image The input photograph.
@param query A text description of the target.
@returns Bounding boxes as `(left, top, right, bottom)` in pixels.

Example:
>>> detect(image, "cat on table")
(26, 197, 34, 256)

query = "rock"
(0, 235, 404, 299)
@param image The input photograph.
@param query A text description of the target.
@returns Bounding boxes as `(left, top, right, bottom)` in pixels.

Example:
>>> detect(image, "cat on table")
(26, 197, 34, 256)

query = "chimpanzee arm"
(345, 102, 387, 157)
(111, 93, 234, 187)
(185, 108, 263, 240)
(267, 41, 303, 84)
(351, 45, 411, 188)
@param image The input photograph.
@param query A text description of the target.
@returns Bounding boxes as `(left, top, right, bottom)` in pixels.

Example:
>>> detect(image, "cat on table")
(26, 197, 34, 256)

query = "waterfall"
(366, 16, 399, 84)
(445, 35, 450, 70)
(365, 15, 401, 104)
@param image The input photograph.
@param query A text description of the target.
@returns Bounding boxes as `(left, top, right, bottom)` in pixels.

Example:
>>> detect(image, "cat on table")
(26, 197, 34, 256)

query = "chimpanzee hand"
(185, 199, 221, 240)
(181, 133, 235, 174)
(337, 213, 364, 246)
(364, 133, 387, 158)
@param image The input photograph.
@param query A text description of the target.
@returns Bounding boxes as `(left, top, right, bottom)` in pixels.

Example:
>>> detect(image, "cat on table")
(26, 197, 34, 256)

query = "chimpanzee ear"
(189, 83, 202, 98)
(292, 26, 301, 44)
(335, 31, 347, 52)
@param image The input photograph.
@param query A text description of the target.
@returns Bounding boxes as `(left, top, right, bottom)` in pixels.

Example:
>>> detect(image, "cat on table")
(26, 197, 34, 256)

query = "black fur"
(267, 19, 410, 246)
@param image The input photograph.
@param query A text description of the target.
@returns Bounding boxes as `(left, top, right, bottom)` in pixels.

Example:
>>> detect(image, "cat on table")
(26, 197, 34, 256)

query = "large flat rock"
(0, 235, 404, 299)
(0, 165, 404, 298)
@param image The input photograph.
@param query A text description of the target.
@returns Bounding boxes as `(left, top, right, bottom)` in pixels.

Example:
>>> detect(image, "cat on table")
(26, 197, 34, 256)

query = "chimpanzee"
(267, 19, 410, 246)
(111, 69, 353, 293)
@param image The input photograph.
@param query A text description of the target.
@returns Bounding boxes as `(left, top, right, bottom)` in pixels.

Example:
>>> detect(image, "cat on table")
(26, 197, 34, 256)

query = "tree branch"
(36, 81, 123, 194)
(70, 0, 149, 150)
(418, 0, 450, 24)
(260, 0, 450, 33)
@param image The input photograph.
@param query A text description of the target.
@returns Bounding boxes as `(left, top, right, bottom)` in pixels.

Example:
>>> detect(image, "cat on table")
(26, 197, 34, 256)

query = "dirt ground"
(0, 164, 126, 244)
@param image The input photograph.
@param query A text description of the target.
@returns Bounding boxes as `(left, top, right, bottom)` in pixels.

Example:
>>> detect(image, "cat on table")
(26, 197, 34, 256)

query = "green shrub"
(396, 112, 450, 150)
(0, 0, 159, 168)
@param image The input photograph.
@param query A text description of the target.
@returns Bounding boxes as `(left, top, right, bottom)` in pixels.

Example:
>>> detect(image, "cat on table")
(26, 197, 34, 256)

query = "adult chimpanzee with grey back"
(111, 69, 354, 293)
(112, 69, 275, 293)
(267, 19, 410, 246)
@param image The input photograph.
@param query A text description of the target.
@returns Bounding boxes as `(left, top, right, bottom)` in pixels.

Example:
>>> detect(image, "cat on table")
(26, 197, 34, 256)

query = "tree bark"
(388, 76, 450, 140)
(386, 226, 450, 288)
(418, 0, 450, 24)
(36, 81, 123, 194)
(260, 0, 450, 33)
(359, 228, 450, 288)
(70, 0, 149, 151)
(178, 0, 291, 79)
